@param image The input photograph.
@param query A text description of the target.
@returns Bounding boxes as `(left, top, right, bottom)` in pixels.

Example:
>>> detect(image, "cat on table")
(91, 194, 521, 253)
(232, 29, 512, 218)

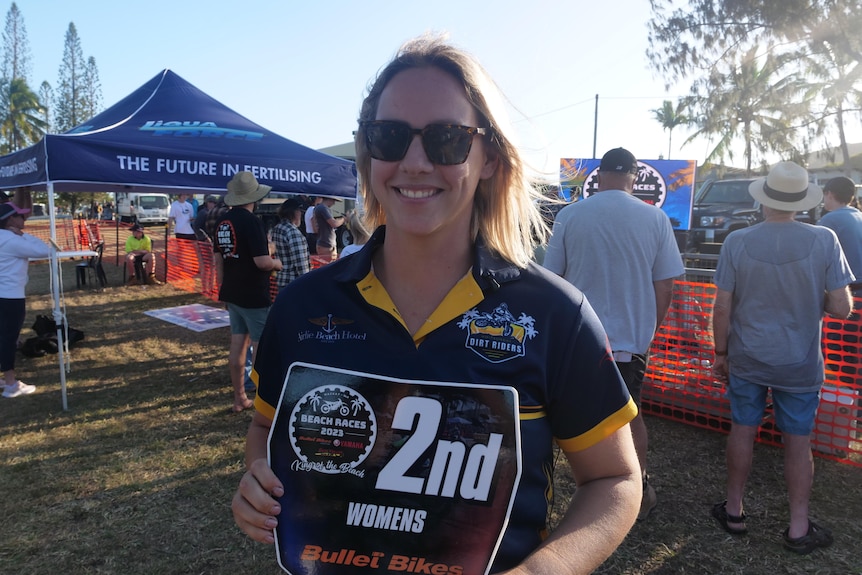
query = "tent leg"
(47, 184, 69, 411)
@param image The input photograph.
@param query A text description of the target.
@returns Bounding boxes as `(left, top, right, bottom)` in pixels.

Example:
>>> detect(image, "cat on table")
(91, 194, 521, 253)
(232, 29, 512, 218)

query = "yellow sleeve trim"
(251, 368, 276, 420)
(556, 397, 639, 453)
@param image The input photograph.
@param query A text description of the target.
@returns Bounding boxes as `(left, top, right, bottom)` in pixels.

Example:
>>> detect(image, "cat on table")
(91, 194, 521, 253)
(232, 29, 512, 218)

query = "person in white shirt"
(168, 193, 196, 240)
(0, 202, 52, 398)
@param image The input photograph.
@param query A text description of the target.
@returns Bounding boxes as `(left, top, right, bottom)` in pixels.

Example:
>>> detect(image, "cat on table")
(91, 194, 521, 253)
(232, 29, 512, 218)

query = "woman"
(0, 202, 51, 398)
(232, 37, 640, 574)
(271, 198, 311, 289)
(338, 210, 371, 258)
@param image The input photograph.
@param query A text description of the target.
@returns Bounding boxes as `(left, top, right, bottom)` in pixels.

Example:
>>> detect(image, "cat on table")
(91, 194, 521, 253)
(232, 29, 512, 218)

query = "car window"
(701, 181, 753, 204)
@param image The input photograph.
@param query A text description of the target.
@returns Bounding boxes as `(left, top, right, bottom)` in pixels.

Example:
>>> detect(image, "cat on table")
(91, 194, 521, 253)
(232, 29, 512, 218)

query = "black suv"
(688, 178, 759, 252)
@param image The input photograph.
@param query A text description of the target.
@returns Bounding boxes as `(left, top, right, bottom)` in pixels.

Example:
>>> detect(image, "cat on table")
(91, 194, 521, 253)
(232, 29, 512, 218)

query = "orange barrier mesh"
(644, 284, 862, 467)
(22, 218, 79, 251)
(38, 220, 858, 468)
(165, 238, 203, 293)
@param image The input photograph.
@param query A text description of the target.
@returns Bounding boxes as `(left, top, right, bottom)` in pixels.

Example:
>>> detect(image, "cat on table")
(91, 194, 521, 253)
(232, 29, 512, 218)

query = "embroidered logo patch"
(299, 314, 368, 344)
(458, 303, 537, 363)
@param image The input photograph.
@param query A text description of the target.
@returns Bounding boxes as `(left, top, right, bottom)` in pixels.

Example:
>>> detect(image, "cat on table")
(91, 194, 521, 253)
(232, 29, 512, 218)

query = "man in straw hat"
(711, 161, 855, 553)
(213, 171, 282, 413)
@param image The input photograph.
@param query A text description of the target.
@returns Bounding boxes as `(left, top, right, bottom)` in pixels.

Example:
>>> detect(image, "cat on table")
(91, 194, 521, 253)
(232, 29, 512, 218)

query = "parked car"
(688, 178, 759, 252)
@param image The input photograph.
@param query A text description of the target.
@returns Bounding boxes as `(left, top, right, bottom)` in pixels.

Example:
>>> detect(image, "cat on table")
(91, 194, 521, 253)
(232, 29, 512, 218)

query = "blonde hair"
(354, 35, 547, 268)
(346, 210, 370, 246)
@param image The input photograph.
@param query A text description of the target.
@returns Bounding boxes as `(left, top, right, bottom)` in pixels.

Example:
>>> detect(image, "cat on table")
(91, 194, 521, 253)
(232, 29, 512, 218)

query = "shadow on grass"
(3, 262, 861, 574)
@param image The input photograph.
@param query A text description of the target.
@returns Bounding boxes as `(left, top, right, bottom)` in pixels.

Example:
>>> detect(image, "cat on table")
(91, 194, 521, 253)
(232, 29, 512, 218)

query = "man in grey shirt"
(711, 161, 854, 554)
(544, 147, 684, 521)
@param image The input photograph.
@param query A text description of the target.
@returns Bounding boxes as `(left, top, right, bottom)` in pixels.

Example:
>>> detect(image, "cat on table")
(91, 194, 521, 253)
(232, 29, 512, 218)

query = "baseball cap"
(599, 147, 639, 175)
(0, 202, 30, 220)
(204, 194, 218, 203)
(130, 223, 144, 232)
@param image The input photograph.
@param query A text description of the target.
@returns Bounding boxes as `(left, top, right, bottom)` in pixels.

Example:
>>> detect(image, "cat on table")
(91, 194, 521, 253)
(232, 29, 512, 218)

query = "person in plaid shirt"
(271, 198, 310, 289)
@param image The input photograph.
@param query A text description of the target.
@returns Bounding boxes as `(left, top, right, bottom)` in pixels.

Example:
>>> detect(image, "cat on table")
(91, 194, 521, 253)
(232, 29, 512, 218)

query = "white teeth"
(396, 188, 436, 199)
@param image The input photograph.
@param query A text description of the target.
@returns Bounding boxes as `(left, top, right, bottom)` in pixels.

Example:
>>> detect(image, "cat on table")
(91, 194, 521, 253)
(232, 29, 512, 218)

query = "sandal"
(783, 520, 833, 554)
(712, 501, 748, 535)
(229, 399, 254, 414)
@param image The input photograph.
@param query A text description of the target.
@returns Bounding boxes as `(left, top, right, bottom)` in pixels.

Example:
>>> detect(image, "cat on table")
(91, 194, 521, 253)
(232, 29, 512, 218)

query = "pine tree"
(38, 80, 52, 132)
(53, 22, 88, 132)
(81, 56, 102, 120)
(1, 2, 31, 82)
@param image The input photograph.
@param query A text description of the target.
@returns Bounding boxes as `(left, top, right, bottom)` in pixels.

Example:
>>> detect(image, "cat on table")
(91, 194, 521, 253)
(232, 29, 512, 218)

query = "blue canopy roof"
(0, 69, 356, 198)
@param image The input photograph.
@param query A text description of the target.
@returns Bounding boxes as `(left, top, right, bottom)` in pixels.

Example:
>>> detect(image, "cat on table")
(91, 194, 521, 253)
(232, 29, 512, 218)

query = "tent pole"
(47, 182, 69, 411)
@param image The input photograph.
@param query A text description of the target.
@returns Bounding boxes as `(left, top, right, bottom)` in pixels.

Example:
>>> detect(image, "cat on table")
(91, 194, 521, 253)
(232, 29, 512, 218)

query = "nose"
(400, 133, 434, 172)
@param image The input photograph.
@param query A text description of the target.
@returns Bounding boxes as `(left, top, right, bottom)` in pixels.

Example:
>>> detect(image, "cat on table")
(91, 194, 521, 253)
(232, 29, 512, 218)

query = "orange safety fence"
(21, 218, 82, 251)
(31, 217, 861, 470)
(643, 281, 862, 468)
(165, 240, 339, 304)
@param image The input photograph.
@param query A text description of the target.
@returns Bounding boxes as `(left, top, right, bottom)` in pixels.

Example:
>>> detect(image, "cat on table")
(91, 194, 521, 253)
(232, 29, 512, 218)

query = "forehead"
(376, 66, 478, 125)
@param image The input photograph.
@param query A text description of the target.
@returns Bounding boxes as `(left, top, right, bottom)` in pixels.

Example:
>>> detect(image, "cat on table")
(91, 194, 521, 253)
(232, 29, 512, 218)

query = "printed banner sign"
(268, 363, 522, 575)
(143, 303, 230, 332)
(560, 158, 696, 230)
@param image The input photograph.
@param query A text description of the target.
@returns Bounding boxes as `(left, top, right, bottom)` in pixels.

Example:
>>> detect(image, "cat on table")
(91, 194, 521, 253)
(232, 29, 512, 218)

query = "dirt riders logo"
(458, 303, 537, 363)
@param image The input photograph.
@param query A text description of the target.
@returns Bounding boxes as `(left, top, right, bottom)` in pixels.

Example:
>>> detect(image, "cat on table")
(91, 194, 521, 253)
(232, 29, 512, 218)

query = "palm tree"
(799, 37, 862, 176)
(684, 45, 804, 175)
(0, 76, 47, 153)
(651, 99, 690, 159)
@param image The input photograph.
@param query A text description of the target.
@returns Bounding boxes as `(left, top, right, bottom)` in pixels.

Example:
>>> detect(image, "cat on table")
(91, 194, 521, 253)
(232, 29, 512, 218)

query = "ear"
(480, 150, 499, 180)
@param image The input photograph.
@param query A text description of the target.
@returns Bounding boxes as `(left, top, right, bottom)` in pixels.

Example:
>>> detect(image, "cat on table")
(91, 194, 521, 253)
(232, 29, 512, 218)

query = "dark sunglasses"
(358, 120, 487, 165)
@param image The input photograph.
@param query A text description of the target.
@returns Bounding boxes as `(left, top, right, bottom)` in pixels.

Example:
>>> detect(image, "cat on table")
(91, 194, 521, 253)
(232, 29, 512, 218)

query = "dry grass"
(1, 260, 861, 575)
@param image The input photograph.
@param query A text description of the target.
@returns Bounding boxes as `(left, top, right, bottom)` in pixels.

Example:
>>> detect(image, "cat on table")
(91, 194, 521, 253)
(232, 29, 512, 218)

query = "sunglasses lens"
(365, 122, 411, 162)
(363, 122, 481, 165)
(422, 125, 474, 165)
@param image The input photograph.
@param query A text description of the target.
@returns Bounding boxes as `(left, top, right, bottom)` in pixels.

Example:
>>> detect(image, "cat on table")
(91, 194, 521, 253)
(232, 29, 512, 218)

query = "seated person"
(125, 224, 162, 285)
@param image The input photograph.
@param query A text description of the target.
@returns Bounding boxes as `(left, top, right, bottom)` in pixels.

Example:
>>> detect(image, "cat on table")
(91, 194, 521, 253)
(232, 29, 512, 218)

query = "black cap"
(599, 147, 638, 175)
(130, 223, 144, 232)
(277, 198, 304, 219)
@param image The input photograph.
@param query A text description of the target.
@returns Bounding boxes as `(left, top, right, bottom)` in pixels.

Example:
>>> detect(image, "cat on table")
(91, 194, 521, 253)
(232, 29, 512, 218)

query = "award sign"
(268, 363, 521, 575)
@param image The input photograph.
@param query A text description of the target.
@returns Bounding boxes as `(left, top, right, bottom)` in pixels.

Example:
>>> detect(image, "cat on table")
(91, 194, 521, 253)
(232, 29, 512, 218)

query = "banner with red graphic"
(268, 363, 521, 575)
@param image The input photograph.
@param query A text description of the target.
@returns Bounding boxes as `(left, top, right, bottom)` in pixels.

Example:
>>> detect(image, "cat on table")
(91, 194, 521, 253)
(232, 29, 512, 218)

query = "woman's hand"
(231, 458, 284, 544)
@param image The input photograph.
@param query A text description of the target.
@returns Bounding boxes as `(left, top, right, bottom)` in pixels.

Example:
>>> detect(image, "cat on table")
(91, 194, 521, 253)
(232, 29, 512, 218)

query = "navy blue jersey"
(254, 226, 636, 572)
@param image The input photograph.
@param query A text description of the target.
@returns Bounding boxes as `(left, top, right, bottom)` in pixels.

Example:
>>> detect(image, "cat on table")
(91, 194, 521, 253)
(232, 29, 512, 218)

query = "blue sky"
(12, 0, 856, 175)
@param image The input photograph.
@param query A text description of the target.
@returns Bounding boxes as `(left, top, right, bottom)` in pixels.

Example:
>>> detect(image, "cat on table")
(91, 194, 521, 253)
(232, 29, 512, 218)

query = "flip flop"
(229, 399, 254, 414)
(712, 501, 747, 535)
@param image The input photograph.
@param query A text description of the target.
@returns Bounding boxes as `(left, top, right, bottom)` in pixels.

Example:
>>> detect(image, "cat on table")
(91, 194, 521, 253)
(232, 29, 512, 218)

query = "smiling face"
(369, 66, 497, 244)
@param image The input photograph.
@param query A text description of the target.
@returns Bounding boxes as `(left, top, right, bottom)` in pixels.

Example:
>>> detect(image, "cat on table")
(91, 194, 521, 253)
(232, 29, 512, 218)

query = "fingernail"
(270, 505, 281, 515)
(265, 518, 278, 528)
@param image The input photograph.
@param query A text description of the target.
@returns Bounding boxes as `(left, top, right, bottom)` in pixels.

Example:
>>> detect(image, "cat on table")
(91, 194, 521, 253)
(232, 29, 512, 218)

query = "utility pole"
(592, 94, 598, 159)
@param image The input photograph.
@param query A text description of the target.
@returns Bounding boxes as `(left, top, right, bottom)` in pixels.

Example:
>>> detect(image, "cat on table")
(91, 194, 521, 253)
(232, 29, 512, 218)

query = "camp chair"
(76, 242, 108, 288)
(123, 254, 147, 286)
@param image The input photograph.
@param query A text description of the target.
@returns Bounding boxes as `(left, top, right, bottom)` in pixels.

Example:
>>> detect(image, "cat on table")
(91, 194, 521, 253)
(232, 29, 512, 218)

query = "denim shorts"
(227, 303, 269, 342)
(727, 374, 820, 436)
